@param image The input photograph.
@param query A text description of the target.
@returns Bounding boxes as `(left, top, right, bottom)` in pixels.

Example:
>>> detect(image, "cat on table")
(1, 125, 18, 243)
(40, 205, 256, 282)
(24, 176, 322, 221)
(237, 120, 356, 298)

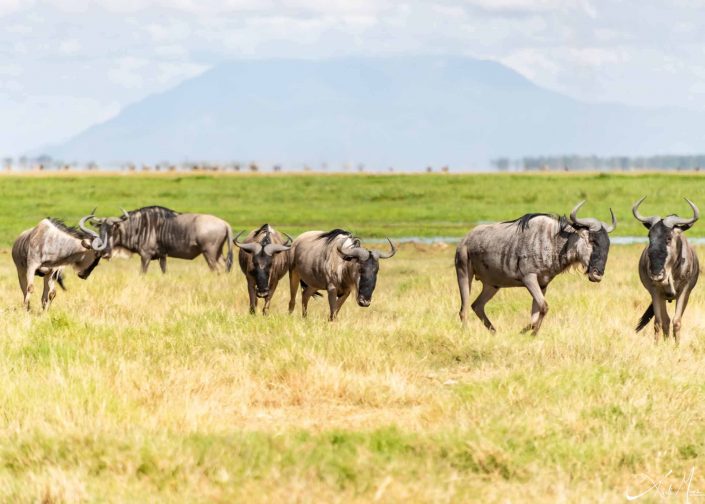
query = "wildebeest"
(90, 206, 233, 273)
(12, 213, 107, 311)
(455, 201, 616, 335)
(632, 197, 699, 344)
(235, 224, 292, 314)
(288, 229, 396, 320)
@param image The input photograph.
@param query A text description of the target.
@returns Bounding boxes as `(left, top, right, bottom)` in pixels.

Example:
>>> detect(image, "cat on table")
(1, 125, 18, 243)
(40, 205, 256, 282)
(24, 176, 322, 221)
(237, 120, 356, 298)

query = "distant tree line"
(492, 155, 705, 172)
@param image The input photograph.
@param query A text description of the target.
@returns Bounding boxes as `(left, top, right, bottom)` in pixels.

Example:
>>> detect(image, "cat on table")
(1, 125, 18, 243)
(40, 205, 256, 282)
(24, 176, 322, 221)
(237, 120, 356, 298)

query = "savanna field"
(4, 172, 705, 502)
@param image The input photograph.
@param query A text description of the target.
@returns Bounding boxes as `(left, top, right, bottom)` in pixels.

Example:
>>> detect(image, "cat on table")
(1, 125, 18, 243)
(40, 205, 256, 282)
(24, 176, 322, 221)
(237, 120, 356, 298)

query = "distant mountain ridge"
(44, 56, 705, 169)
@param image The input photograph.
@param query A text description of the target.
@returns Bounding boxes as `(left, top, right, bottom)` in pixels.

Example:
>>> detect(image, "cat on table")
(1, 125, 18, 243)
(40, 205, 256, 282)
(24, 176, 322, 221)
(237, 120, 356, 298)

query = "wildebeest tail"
(300, 280, 322, 298)
(225, 225, 234, 273)
(55, 270, 66, 291)
(635, 303, 654, 332)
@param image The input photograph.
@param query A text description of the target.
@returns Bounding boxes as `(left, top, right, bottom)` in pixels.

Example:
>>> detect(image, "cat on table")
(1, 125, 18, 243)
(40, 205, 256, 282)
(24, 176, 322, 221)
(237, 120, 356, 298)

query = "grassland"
(3, 171, 705, 243)
(2, 173, 705, 502)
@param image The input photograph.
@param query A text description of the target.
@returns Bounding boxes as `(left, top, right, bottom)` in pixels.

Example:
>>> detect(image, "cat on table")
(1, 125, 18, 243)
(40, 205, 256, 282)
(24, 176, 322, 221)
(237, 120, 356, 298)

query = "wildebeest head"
(76, 211, 110, 279)
(89, 208, 131, 259)
(568, 201, 617, 282)
(337, 238, 396, 307)
(235, 228, 292, 298)
(632, 196, 699, 282)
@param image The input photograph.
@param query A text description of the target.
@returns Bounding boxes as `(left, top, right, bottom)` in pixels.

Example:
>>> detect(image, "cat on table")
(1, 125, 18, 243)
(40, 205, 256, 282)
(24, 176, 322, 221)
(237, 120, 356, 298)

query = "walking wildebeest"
(632, 196, 699, 344)
(235, 224, 292, 314)
(288, 229, 396, 320)
(455, 201, 616, 335)
(12, 213, 107, 311)
(90, 206, 233, 273)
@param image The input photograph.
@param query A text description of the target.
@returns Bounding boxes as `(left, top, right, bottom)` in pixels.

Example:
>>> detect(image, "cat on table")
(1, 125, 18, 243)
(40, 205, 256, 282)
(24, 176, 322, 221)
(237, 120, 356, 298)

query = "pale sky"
(1, 0, 704, 155)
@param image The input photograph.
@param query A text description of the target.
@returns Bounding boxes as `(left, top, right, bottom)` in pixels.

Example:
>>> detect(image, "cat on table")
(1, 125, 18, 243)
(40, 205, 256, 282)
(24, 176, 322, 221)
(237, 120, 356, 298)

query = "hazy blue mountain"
(45, 56, 705, 169)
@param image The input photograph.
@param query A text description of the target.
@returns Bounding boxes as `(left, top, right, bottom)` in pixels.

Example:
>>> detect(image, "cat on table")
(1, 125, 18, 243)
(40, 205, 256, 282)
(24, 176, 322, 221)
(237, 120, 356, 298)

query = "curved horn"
(79, 214, 106, 251)
(79, 214, 99, 239)
(603, 208, 617, 233)
(120, 207, 130, 220)
(632, 196, 660, 227)
(569, 200, 602, 232)
(263, 243, 291, 256)
(337, 241, 370, 261)
(372, 238, 397, 260)
(281, 231, 294, 245)
(663, 198, 700, 229)
(233, 230, 262, 254)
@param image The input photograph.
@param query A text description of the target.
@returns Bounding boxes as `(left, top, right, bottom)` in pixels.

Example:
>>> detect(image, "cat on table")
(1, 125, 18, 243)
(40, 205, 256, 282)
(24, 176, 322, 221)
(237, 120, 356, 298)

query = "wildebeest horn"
(263, 243, 291, 256)
(631, 196, 660, 227)
(281, 232, 294, 245)
(663, 198, 700, 229)
(337, 241, 370, 261)
(372, 238, 397, 259)
(603, 208, 617, 233)
(233, 230, 262, 254)
(569, 200, 602, 232)
(79, 214, 106, 251)
(120, 208, 130, 220)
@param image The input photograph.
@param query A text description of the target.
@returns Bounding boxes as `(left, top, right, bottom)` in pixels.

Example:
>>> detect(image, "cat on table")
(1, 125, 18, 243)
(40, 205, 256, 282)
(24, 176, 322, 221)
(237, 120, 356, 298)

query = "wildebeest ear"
(675, 222, 694, 231)
(640, 221, 653, 230)
(80, 238, 92, 249)
(343, 255, 356, 262)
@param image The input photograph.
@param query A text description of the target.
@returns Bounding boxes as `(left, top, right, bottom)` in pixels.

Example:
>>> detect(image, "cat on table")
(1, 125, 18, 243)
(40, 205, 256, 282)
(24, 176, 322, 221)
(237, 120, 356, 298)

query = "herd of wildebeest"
(11, 198, 700, 344)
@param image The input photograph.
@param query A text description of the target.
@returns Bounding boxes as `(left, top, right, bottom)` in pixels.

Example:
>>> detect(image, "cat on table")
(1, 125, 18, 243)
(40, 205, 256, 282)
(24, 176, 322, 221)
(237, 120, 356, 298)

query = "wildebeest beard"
(646, 222, 671, 277)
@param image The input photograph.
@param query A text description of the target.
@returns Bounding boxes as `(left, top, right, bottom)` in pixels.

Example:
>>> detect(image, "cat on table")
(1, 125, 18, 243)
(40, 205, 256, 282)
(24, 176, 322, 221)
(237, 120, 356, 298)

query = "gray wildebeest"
(235, 224, 293, 314)
(91, 206, 233, 273)
(455, 201, 616, 335)
(12, 213, 107, 311)
(288, 229, 396, 320)
(632, 197, 699, 344)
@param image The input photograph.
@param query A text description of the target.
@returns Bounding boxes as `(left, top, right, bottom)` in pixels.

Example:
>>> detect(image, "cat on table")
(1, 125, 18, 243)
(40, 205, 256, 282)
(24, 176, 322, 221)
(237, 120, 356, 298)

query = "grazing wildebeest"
(12, 213, 107, 311)
(455, 201, 616, 335)
(235, 224, 292, 314)
(632, 197, 699, 344)
(288, 229, 396, 320)
(91, 206, 233, 273)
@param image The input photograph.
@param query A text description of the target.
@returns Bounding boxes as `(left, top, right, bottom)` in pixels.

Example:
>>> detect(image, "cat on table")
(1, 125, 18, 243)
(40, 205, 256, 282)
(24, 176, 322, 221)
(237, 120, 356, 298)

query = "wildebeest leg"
(326, 286, 337, 321)
(302, 286, 317, 318)
(455, 248, 473, 325)
(334, 291, 350, 318)
(262, 279, 279, 315)
(159, 256, 167, 274)
(471, 283, 499, 333)
(41, 274, 56, 311)
(247, 277, 257, 315)
(17, 267, 29, 311)
(24, 264, 38, 311)
(203, 251, 218, 271)
(652, 295, 668, 343)
(140, 254, 151, 274)
(522, 274, 548, 335)
(521, 286, 548, 334)
(288, 269, 300, 314)
(672, 289, 691, 346)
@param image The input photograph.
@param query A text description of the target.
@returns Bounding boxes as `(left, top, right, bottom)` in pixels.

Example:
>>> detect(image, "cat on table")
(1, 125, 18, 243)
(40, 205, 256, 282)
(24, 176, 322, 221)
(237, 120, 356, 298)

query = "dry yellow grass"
(0, 243, 703, 502)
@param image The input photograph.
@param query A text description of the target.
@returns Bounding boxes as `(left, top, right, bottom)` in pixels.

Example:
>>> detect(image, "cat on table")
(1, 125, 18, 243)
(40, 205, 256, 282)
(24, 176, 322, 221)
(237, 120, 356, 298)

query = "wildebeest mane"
(131, 205, 179, 218)
(48, 218, 91, 239)
(503, 213, 560, 231)
(318, 229, 355, 244)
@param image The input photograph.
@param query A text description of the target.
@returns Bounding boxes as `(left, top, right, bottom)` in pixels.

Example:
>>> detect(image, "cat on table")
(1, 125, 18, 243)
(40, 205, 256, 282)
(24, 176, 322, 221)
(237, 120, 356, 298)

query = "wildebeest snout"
(357, 296, 371, 307)
(588, 269, 603, 282)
